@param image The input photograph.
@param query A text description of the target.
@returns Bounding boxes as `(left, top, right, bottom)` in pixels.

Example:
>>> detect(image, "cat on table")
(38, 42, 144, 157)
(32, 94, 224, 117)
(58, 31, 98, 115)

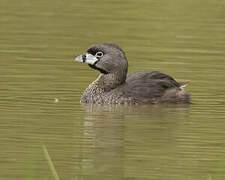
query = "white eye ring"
(95, 51, 104, 58)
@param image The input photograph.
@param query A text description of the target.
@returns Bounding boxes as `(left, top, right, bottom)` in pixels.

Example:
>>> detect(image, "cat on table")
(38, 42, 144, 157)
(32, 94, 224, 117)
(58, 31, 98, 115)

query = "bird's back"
(116, 70, 190, 104)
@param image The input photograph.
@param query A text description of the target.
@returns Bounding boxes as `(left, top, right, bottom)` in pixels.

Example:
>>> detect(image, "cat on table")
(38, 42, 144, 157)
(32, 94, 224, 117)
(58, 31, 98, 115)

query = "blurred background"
(0, 0, 225, 179)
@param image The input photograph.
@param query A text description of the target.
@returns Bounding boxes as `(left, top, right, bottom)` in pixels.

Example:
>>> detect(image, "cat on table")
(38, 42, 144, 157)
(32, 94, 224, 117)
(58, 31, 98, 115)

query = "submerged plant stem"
(43, 145, 61, 180)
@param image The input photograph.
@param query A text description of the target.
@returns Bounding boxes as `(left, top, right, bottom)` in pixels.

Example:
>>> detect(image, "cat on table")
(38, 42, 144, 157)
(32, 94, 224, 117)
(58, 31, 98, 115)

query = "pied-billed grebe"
(75, 43, 190, 104)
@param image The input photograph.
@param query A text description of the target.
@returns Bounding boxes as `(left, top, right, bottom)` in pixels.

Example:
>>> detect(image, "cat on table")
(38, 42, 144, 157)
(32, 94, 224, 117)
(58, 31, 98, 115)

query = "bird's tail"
(179, 82, 188, 89)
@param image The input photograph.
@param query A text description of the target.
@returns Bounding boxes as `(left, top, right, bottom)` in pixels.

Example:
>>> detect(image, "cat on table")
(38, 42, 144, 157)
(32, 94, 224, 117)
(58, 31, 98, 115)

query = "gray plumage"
(75, 43, 190, 104)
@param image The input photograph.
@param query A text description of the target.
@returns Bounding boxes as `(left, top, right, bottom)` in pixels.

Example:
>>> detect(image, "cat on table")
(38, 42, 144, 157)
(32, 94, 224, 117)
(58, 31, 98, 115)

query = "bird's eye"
(95, 51, 104, 58)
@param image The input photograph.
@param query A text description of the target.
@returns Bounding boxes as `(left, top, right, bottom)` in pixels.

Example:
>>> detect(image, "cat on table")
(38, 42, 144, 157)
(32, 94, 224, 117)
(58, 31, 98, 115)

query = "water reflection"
(82, 103, 190, 115)
(79, 104, 125, 178)
(77, 104, 190, 179)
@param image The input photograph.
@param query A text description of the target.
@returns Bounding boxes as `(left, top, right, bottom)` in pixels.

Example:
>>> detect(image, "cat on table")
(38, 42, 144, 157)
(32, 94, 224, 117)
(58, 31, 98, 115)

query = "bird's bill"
(75, 53, 98, 65)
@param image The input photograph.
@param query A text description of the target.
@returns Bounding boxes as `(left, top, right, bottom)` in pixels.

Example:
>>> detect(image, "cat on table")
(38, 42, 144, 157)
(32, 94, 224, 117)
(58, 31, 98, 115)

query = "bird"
(75, 43, 190, 104)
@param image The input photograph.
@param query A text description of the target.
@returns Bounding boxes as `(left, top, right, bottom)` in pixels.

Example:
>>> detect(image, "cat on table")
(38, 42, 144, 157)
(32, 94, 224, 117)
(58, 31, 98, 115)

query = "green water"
(1, 0, 225, 179)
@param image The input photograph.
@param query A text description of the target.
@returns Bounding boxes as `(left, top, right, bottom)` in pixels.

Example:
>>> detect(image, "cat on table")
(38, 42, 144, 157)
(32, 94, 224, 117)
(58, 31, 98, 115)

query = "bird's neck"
(81, 73, 126, 103)
(94, 73, 125, 92)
